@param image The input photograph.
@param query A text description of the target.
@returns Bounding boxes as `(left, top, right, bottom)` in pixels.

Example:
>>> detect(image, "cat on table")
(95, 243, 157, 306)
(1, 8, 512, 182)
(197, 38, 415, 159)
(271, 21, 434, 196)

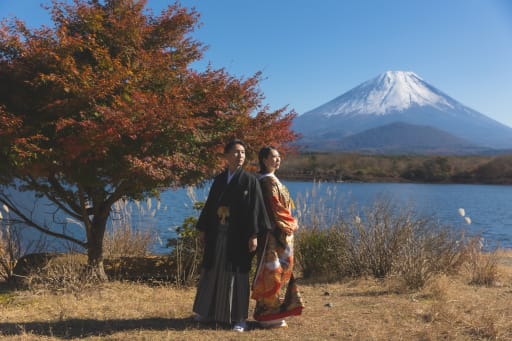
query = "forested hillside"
(278, 153, 512, 184)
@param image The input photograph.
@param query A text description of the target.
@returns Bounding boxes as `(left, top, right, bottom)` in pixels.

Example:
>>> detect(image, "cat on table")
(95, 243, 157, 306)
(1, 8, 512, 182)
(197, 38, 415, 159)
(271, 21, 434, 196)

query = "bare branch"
(46, 174, 83, 219)
(0, 195, 87, 248)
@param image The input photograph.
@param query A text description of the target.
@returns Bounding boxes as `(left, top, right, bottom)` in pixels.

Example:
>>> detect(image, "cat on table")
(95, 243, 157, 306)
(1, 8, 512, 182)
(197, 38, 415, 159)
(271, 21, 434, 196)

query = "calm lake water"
(9, 181, 512, 254)
(147, 181, 512, 253)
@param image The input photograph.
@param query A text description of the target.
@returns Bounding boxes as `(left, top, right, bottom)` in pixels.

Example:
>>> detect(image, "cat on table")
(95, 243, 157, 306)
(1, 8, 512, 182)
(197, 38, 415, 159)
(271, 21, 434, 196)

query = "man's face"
(225, 143, 246, 172)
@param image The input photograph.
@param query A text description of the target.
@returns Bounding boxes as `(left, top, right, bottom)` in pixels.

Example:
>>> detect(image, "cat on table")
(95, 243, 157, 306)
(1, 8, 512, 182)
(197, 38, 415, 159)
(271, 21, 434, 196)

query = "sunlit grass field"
(1, 251, 512, 340)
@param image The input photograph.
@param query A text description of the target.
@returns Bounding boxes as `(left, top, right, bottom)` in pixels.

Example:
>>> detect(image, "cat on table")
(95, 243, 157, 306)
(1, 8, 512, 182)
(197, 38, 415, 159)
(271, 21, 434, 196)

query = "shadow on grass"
(0, 317, 241, 338)
(339, 289, 391, 297)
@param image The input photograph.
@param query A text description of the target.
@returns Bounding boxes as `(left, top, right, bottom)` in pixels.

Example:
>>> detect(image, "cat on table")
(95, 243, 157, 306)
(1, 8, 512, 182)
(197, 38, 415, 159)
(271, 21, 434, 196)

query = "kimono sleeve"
(260, 177, 298, 233)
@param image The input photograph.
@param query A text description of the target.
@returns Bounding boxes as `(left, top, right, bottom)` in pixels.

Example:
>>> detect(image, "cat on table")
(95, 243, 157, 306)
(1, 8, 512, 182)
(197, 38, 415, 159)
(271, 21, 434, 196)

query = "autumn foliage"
(0, 0, 296, 277)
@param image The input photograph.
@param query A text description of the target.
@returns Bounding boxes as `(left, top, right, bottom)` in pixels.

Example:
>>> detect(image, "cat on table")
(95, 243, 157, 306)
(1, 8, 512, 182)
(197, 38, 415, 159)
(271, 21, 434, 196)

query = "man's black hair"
(224, 139, 246, 154)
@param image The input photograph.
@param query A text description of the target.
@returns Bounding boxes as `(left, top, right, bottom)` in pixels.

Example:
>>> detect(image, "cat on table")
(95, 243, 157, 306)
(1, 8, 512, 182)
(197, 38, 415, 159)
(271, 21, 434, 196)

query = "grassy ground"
(1, 252, 512, 340)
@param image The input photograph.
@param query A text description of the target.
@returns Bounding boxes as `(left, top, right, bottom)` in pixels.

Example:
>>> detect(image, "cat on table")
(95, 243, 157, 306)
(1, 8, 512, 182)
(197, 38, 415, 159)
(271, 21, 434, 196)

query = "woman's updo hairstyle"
(258, 146, 277, 174)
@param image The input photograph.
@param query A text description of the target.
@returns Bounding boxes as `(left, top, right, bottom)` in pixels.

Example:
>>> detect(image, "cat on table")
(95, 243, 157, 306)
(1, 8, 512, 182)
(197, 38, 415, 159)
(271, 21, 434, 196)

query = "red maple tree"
(0, 0, 297, 279)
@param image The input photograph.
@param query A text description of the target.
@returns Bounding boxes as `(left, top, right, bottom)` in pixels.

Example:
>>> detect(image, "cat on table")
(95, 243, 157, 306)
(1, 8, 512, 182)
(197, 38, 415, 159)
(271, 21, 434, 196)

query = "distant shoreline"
(279, 174, 512, 185)
(277, 152, 512, 185)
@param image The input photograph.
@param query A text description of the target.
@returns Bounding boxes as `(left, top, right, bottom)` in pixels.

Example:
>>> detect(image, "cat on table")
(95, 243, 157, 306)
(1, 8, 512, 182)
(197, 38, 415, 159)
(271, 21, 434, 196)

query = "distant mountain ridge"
(293, 71, 512, 153)
(303, 122, 488, 154)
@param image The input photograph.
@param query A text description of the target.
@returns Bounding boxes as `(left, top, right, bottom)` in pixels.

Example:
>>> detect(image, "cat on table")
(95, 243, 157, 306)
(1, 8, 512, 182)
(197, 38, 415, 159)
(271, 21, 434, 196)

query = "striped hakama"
(193, 223, 250, 324)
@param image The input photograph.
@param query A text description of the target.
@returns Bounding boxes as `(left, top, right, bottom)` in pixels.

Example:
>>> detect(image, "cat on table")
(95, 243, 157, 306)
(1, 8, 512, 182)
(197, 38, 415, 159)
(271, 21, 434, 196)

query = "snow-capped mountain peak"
(319, 70, 454, 116)
(293, 70, 512, 150)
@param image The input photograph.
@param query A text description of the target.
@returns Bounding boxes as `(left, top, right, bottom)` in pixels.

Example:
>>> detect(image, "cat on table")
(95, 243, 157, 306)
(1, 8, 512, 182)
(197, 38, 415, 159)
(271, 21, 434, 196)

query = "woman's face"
(225, 143, 246, 172)
(263, 149, 281, 173)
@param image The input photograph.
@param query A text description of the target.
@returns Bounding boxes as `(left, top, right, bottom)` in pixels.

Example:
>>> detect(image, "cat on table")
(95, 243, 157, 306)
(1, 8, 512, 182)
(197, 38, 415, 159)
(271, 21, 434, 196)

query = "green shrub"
(295, 228, 334, 279)
(166, 202, 203, 287)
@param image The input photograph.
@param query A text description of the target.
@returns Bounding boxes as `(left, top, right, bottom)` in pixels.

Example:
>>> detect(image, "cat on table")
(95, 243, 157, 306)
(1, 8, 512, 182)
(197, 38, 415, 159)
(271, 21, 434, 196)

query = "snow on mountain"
(322, 71, 453, 116)
(293, 71, 512, 151)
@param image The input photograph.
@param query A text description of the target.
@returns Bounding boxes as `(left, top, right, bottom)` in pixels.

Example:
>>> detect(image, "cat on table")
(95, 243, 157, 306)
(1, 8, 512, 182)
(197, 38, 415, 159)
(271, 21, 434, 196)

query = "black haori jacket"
(196, 168, 271, 273)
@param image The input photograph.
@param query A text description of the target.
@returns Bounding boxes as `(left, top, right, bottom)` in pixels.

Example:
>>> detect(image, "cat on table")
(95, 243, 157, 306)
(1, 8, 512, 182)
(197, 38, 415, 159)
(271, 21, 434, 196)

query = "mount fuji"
(293, 71, 512, 153)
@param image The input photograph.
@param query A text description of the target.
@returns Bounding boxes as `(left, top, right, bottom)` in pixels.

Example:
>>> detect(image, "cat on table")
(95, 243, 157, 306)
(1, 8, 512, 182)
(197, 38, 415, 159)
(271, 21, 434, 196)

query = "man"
(192, 139, 270, 332)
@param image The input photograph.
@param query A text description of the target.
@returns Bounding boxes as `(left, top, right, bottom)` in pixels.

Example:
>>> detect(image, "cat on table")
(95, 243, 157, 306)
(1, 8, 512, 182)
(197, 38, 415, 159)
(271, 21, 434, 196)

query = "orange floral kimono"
(251, 174, 304, 321)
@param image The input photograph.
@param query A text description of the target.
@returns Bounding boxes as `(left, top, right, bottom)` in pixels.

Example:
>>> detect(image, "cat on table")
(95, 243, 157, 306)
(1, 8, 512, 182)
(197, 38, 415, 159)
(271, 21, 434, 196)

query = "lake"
(147, 181, 512, 253)
(7, 181, 512, 254)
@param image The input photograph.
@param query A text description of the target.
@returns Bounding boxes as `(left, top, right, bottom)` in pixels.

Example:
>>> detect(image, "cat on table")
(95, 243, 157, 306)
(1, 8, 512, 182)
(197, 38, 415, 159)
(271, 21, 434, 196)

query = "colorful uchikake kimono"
(252, 173, 304, 322)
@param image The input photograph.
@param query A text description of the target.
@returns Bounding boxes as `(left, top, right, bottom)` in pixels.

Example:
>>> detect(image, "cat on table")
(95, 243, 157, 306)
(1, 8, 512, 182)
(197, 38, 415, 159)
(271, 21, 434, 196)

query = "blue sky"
(2, 0, 512, 127)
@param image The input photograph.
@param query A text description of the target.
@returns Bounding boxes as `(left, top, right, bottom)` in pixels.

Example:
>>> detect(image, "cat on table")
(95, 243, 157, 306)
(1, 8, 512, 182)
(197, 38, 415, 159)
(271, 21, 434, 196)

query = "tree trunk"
(86, 215, 108, 281)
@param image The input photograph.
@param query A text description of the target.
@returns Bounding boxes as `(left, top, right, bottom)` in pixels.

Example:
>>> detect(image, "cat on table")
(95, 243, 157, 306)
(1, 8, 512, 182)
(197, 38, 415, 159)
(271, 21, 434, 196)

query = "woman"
(192, 139, 270, 332)
(252, 146, 304, 328)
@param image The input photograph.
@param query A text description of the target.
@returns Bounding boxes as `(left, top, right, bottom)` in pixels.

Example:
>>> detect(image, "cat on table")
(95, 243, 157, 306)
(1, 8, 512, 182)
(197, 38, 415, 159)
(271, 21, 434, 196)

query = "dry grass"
(1, 252, 512, 340)
(295, 199, 469, 290)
